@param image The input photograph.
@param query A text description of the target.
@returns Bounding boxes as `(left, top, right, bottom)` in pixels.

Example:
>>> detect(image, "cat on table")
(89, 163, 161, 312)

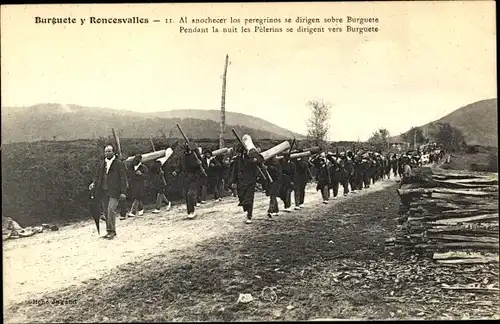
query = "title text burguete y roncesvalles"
(34, 16, 379, 35)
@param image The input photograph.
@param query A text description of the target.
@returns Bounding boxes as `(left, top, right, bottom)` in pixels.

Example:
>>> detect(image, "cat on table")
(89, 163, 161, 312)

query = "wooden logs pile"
(393, 168, 499, 265)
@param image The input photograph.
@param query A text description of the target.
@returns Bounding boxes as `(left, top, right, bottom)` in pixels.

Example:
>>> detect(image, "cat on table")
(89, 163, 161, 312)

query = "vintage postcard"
(1, 1, 497, 322)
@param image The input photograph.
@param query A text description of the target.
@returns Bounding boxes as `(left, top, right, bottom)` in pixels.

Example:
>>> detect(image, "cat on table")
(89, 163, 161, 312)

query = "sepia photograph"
(1, 1, 498, 322)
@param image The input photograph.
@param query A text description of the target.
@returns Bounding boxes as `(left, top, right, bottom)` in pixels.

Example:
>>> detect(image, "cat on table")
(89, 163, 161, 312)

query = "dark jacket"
(338, 159, 349, 183)
(280, 159, 297, 190)
(95, 158, 128, 199)
(295, 159, 311, 185)
(128, 163, 149, 199)
(312, 156, 330, 190)
(204, 156, 223, 182)
(264, 158, 282, 196)
(229, 153, 258, 188)
(345, 158, 355, 178)
(229, 153, 259, 207)
(221, 158, 231, 182)
(328, 157, 341, 185)
(175, 152, 203, 191)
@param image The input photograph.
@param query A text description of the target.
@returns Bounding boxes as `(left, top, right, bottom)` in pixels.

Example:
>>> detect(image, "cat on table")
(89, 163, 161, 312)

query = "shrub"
(466, 145, 480, 154)
(487, 153, 498, 172)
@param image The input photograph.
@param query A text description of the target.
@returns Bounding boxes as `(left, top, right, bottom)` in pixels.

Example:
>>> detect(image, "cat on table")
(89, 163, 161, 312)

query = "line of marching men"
(97, 142, 433, 227)
(165, 142, 423, 224)
(91, 142, 434, 241)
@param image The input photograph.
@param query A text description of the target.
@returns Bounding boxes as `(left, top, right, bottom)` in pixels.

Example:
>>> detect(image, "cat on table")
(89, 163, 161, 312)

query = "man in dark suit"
(89, 145, 128, 239)
(279, 153, 297, 213)
(172, 143, 204, 219)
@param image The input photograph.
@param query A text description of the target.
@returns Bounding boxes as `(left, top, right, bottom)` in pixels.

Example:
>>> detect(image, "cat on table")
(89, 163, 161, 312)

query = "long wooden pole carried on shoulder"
(176, 123, 207, 177)
(231, 128, 273, 183)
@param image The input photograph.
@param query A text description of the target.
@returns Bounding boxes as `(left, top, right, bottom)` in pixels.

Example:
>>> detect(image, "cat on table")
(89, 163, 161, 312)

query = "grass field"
(441, 146, 498, 172)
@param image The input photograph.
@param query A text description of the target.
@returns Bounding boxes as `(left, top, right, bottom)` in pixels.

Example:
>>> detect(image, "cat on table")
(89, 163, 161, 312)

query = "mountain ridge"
(390, 98, 497, 147)
(1, 104, 304, 144)
(147, 109, 303, 139)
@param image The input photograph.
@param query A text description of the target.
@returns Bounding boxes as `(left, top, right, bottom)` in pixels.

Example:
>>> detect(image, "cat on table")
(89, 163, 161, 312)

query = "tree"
(378, 128, 390, 143)
(436, 122, 466, 152)
(306, 99, 331, 147)
(402, 127, 425, 148)
(367, 128, 390, 152)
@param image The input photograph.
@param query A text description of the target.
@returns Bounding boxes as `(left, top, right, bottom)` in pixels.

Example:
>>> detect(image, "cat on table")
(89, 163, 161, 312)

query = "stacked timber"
(393, 168, 499, 265)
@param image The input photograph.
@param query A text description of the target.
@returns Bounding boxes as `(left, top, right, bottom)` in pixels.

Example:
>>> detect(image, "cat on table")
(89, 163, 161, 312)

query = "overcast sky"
(1, 2, 496, 141)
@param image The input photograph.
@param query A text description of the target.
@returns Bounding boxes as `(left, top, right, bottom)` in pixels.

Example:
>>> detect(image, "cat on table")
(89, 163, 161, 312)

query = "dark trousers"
(321, 186, 330, 201)
(222, 179, 231, 197)
(186, 187, 197, 214)
(243, 203, 253, 219)
(130, 200, 144, 214)
(206, 179, 222, 200)
(283, 188, 292, 208)
(342, 181, 349, 195)
(268, 196, 279, 214)
(216, 180, 223, 199)
(355, 172, 364, 190)
(331, 181, 339, 197)
(197, 184, 203, 203)
(294, 183, 306, 206)
(349, 175, 356, 191)
(364, 173, 371, 188)
(200, 185, 207, 201)
(155, 193, 170, 209)
(392, 165, 398, 177)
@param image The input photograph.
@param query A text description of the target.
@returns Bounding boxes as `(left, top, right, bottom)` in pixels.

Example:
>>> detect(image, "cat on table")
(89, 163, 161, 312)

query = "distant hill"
(391, 98, 498, 147)
(0, 104, 303, 144)
(148, 109, 303, 139)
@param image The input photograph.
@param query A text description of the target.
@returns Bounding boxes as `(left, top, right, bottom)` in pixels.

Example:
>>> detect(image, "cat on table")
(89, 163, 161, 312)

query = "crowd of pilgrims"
(116, 142, 445, 225)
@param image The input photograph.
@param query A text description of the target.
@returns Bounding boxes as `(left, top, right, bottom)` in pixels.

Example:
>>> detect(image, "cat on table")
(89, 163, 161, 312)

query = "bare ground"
(3, 177, 499, 322)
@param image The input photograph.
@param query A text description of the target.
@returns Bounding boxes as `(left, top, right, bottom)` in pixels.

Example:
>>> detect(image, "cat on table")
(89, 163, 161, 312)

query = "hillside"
(148, 109, 303, 139)
(0, 104, 301, 143)
(392, 98, 498, 147)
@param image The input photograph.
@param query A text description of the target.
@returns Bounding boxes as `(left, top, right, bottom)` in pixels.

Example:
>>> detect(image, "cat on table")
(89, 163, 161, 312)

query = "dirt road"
(5, 175, 498, 322)
(3, 179, 396, 312)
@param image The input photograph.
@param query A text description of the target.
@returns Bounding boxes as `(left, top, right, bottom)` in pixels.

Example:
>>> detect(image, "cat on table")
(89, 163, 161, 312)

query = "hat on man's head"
(185, 142, 197, 151)
(237, 143, 245, 153)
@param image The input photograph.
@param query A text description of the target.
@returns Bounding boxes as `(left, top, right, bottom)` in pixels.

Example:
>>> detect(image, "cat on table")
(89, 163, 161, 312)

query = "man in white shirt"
(89, 145, 127, 239)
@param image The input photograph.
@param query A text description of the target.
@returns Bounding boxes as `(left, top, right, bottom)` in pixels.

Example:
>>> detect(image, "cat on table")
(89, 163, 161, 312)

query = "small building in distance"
(388, 135, 410, 154)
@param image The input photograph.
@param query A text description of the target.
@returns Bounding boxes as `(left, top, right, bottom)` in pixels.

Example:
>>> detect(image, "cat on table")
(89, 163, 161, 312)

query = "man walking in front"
(173, 143, 204, 219)
(89, 145, 128, 239)
(229, 144, 259, 224)
(294, 156, 310, 208)
(279, 153, 297, 213)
